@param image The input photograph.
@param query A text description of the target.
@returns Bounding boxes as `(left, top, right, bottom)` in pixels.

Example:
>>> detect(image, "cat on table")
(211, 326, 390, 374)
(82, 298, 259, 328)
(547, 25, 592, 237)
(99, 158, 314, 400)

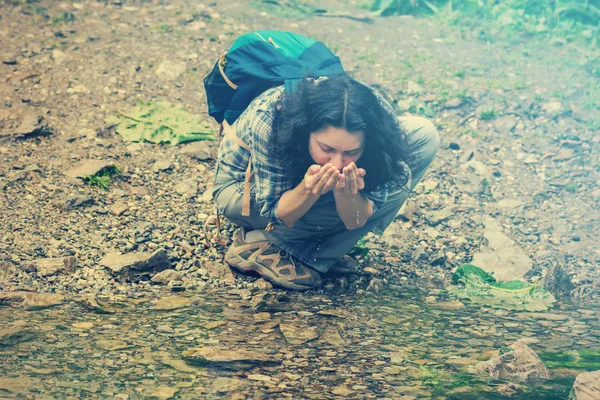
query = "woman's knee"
(400, 116, 439, 167)
(419, 119, 440, 163)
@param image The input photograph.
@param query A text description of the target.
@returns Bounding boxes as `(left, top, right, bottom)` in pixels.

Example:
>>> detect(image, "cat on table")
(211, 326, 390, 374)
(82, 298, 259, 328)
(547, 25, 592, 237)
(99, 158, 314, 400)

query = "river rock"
(498, 383, 523, 396)
(321, 326, 345, 346)
(0, 327, 36, 346)
(279, 323, 319, 345)
(0, 377, 38, 395)
(460, 159, 492, 177)
(332, 385, 354, 396)
(12, 111, 51, 138)
(64, 160, 114, 179)
(444, 98, 464, 109)
(151, 269, 182, 285)
(25, 256, 77, 277)
(543, 261, 574, 300)
(201, 259, 235, 283)
(493, 115, 518, 134)
(396, 199, 419, 220)
(161, 359, 199, 373)
(77, 296, 117, 314)
(182, 346, 276, 368)
(0, 260, 17, 286)
(0, 292, 64, 309)
(95, 339, 129, 351)
(151, 295, 191, 310)
(474, 341, 550, 384)
(155, 60, 186, 81)
(209, 377, 246, 394)
(99, 248, 171, 281)
(109, 202, 129, 216)
(542, 101, 562, 114)
(59, 193, 95, 210)
(569, 370, 600, 400)
(423, 207, 453, 226)
(148, 386, 179, 400)
(471, 216, 533, 281)
(152, 160, 173, 172)
(180, 141, 214, 160)
(173, 179, 198, 198)
(52, 49, 68, 65)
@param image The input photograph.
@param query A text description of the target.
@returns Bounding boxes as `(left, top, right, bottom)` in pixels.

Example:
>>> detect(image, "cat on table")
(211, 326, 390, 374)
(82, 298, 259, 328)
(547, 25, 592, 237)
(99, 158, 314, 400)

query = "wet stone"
(161, 359, 199, 373)
(77, 296, 117, 314)
(543, 337, 575, 349)
(0, 377, 39, 395)
(332, 384, 354, 396)
(182, 346, 277, 368)
(95, 339, 129, 351)
(321, 326, 345, 347)
(569, 370, 600, 400)
(72, 322, 94, 331)
(209, 377, 246, 394)
(280, 323, 319, 345)
(474, 341, 550, 384)
(0, 292, 64, 310)
(148, 386, 179, 399)
(151, 296, 191, 310)
(0, 327, 37, 346)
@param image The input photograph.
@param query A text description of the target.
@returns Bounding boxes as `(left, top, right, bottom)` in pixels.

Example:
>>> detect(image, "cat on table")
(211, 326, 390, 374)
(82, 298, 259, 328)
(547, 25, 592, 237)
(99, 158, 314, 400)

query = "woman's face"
(308, 125, 365, 170)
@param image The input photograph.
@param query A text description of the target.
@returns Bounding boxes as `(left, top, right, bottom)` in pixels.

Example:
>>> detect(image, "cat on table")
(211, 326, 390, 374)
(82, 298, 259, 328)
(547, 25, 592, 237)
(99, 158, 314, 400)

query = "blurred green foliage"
(371, 0, 600, 46)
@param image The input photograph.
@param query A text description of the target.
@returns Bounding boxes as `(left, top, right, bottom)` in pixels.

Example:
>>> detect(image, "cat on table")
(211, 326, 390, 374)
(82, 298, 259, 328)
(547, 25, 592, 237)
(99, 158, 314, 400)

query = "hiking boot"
(328, 255, 362, 276)
(225, 230, 322, 290)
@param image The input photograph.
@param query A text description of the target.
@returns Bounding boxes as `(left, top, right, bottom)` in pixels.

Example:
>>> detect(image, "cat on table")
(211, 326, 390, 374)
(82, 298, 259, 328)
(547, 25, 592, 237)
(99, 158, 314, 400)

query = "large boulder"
(474, 341, 550, 384)
(569, 370, 600, 400)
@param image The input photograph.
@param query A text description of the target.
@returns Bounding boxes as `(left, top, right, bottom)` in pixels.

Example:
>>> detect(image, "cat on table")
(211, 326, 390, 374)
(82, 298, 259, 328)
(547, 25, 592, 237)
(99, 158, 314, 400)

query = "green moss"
(453, 69, 466, 78)
(539, 350, 600, 371)
(83, 166, 121, 191)
(479, 108, 498, 120)
(349, 237, 370, 259)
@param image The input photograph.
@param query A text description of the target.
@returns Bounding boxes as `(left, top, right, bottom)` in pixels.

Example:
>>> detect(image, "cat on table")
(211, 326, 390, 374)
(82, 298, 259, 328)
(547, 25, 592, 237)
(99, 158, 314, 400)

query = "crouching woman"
(212, 74, 439, 290)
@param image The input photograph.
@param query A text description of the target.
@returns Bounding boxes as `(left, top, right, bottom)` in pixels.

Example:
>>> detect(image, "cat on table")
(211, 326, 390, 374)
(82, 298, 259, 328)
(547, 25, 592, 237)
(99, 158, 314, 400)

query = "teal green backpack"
(204, 30, 346, 125)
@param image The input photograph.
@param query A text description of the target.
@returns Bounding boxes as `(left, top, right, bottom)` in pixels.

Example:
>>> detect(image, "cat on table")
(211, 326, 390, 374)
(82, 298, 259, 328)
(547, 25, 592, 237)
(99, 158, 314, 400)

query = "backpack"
(204, 30, 346, 125)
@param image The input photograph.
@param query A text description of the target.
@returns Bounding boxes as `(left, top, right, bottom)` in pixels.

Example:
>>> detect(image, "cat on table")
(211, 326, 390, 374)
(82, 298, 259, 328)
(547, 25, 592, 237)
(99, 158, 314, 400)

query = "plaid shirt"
(216, 84, 408, 228)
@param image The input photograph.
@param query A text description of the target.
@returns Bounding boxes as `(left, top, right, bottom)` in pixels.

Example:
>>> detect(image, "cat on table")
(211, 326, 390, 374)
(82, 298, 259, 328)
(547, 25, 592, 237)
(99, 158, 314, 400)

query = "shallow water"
(1, 284, 598, 399)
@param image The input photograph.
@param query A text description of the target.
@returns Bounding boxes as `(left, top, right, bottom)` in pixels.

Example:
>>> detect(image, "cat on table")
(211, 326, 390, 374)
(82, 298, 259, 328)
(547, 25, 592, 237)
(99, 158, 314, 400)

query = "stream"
(1, 284, 598, 399)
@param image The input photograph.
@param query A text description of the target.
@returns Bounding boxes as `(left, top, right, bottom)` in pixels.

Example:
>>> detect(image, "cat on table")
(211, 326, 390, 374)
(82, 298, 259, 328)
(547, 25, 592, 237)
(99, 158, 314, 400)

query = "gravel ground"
(1, 0, 599, 300)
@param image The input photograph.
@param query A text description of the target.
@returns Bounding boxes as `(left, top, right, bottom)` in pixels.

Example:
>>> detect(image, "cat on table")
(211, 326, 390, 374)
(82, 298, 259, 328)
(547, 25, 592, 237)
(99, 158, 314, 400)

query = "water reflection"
(1, 285, 598, 398)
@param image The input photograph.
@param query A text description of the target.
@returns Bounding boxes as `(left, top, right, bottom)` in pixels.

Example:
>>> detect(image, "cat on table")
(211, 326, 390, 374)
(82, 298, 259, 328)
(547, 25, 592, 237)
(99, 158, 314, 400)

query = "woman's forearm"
(334, 192, 373, 230)
(277, 181, 321, 227)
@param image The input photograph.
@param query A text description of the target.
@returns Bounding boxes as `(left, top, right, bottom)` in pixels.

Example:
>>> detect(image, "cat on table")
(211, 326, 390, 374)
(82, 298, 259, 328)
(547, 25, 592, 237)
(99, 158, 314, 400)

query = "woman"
(212, 74, 439, 290)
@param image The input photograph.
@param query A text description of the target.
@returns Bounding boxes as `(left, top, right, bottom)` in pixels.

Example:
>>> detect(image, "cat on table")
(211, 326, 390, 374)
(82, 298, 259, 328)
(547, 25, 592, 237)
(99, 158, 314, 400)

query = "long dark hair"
(269, 74, 412, 191)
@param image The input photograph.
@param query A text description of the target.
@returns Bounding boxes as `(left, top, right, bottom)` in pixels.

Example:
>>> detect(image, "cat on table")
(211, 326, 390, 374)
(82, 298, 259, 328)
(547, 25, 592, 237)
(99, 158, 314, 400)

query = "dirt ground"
(1, 0, 599, 299)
